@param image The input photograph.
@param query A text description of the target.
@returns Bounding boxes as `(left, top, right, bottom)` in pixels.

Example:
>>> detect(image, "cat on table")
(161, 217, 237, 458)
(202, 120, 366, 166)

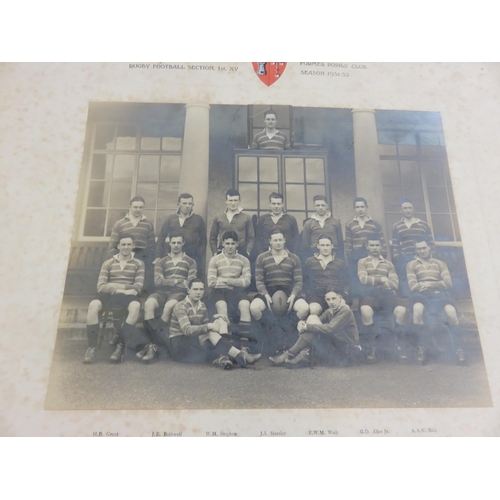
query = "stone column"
(351, 109, 387, 234)
(179, 104, 210, 221)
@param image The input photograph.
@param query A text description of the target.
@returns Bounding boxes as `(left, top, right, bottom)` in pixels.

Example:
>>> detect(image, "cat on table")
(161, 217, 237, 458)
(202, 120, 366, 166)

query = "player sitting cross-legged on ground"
(140, 230, 197, 363)
(168, 279, 261, 369)
(83, 233, 147, 364)
(250, 229, 309, 354)
(269, 290, 362, 368)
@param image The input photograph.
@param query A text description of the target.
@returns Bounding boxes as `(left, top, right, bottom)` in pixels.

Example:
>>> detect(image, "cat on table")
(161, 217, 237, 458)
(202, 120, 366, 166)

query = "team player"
(209, 189, 255, 259)
(345, 197, 386, 297)
(392, 198, 435, 297)
(357, 238, 408, 364)
(107, 196, 155, 292)
(83, 234, 146, 364)
(269, 290, 362, 368)
(254, 192, 299, 255)
(407, 238, 466, 366)
(301, 195, 344, 260)
(207, 231, 252, 342)
(251, 109, 291, 150)
(169, 279, 261, 369)
(155, 193, 207, 279)
(140, 231, 197, 363)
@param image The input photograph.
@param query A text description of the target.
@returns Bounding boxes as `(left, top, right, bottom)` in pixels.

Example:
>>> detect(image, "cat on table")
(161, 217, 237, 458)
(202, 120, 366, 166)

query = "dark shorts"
(148, 289, 187, 309)
(209, 288, 249, 307)
(255, 285, 293, 304)
(359, 287, 401, 312)
(93, 293, 140, 310)
(410, 291, 454, 314)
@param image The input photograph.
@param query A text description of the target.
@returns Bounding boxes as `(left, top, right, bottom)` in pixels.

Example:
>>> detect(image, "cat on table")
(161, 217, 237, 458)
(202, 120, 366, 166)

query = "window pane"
(259, 157, 278, 182)
(305, 158, 325, 183)
(91, 154, 112, 179)
(160, 155, 181, 180)
(109, 182, 132, 207)
(162, 137, 182, 151)
(115, 126, 136, 149)
(428, 187, 450, 213)
(94, 124, 115, 150)
(383, 186, 403, 212)
(414, 212, 428, 222)
(452, 215, 461, 241)
(156, 210, 176, 236)
(432, 214, 454, 242)
(138, 155, 160, 181)
(158, 183, 179, 209)
(285, 158, 304, 182)
(402, 186, 425, 210)
(306, 184, 326, 209)
(286, 184, 306, 210)
(259, 183, 279, 208)
(84, 209, 106, 237)
(380, 160, 399, 186)
(87, 181, 109, 207)
(397, 145, 417, 156)
(136, 182, 158, 207)
(238, 183, 258, 210)
(448, 188, 456, 212)
(289, 212, 307, 229)
(421, 145, 445, 157)
(141, 137, 161, 150)
(400, 161, 421, 185)
(113, 155, 135, 179)
(238, 157, 258, 182)
(422, 161, 445, 186)
(106, 209, 128, 237)
(379, 144, 397, 155)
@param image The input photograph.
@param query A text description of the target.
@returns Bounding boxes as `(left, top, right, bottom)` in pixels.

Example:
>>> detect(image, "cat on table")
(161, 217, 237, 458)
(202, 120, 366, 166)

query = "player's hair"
(222, 230, 239, 242)
(353, 197, 368, 208)
(269, 229, 285, 240)
(226, 189, 240, 199)
(178, 193, 193, 203)
(317, 234, 336, 248)
(188, 278, 204, 289)
(264, 109, 277, 119)
(169, 230, 184, 242)
(366, 237, 381, 246)
(324, 288, 341, 297)
(313, 195, 327, 204)
(400, 197, 414, 207)
(269, 192, 284, 202)
(118, 233, 135, 244)
(413, 236, 429, 247)
(130, 196, 145, 205)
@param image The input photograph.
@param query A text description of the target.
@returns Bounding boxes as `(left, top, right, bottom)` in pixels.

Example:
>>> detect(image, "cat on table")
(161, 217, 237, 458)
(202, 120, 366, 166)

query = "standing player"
(209, 189, 255, 259)
(392, 198, 435, 297)
(155, 193, 207, 279)
(357, 238, 408, 364)
(84, 234, 146, 364)
(303, 235, 350, 317)
(251, 109, 291, 150)
(140, 231, 197, 363)
(407, 238, 466, 366)
(108, 196, 155, 292)
(250, 229, 309, 352)
(255, 192, 299, 256)
(169, 279, 261, 369)
(345, 197, 386, 297)
(301, 195, 344, 260)
(269, 290, 362, 368)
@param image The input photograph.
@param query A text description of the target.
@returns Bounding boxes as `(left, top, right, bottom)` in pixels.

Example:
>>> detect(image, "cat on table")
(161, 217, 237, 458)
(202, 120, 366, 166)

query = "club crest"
(252, 62, 287, 86)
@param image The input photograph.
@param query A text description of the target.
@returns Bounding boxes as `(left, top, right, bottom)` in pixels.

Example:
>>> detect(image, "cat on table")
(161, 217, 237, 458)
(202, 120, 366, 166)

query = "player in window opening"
(251, 109, 291, 150)
(406, 238, 466, 366)
(107, 196, 155, 293)
(250, 229, 309, 354)
(155, 193, 207, 279)
(209, 189, 255, 259)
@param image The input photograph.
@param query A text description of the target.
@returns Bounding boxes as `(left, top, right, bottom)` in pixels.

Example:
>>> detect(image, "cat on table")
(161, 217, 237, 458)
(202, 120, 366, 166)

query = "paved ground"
(44, 333, 493, 410)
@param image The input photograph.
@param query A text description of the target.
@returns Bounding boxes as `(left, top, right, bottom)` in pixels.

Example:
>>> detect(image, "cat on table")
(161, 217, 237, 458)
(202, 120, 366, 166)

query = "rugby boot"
(234, 350, 261, 367)
(366, 347, 377, 364)
(213, 355, 233, 370)
(396, 345, 409, 364)
(110, 343, 125, 363)
(135, 345, 149, 359)
(83, 347, 96, 364)
(417, 345, 427, 366)
(142, 344, 158, 363)
(269, 350, 291, 366)
(285, 348, 311, 368)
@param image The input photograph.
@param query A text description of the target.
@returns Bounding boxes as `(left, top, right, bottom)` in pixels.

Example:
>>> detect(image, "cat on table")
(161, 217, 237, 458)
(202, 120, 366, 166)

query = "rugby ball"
(271, 290, 288, 317)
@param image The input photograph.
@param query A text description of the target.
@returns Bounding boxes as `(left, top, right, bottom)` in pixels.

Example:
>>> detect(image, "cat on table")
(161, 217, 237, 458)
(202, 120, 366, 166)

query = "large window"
(80, 122, 182, 240)
(379, 130, 460, 245)
(235, 151, 329, 228)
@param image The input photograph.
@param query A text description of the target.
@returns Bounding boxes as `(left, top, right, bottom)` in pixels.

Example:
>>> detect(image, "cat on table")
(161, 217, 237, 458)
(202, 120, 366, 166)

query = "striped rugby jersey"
(207, 252, 251, 289)
(170, 297, 209, 338)
(406, 257, 452, 293)
(251, 130, 290, 150)
(392, 218, 435, 259)
(345, 217, 386, 257)
(97, 254, 145, 294)
(108, 214, 155, 257)
(357, 255, 398, 290)
(255, 250, 302, 297)
(154, 253, 197, 291)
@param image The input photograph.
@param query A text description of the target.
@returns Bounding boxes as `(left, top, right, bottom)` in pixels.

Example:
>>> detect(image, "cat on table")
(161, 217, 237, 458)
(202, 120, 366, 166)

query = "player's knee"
(360, 305, 373, 318)
(444, 304, 458, 321)
(87, 300, 102, 315)
(394, 305, 406, 317)
(238, 300, 250, 312)
(413, 303, 424, 316)
(309, 303, 322, 316)
(144, 298, 157, 315)
(306, 314, 322, 325)
(128, 301, 141, 314)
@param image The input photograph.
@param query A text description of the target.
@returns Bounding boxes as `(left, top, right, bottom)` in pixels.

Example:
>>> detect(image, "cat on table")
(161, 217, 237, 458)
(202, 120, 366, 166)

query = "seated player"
(207, 231, 253, 344)
(83, 233, 146, 364)
(269, 290, 362, 368)
(140, 231, 197, 363)
(407, 237, 466, 366)
(250, 229, 309, 352)
(303, 235, 350, 317)
(357, 238, 408, 364)
(301, 195, 344, 260)
(169, 279, 261, 369)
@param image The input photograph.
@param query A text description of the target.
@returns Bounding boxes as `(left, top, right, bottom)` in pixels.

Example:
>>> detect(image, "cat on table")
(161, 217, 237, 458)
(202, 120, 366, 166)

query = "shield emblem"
(252, 62, 287, 86)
